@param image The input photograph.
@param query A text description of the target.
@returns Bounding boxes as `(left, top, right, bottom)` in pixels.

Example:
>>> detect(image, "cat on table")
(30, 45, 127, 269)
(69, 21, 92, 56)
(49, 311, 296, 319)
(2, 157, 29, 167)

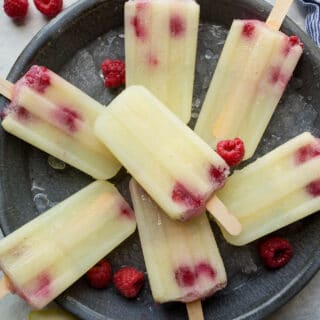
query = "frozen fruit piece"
(216, 138, 245, 166)
(125, 0, 200, 123)
(217, 132, 320, 246)
(33, 0, 62, 17)
(130, 179, 226, 303)
(195, 20, 303, 160)
(3, 0, 28, 19)
(94, 86, 229, 221)
(259, 237, 293, 269)
(0, 181, 136, 308)
(113, 267, 144, 298)
(1, 65, 121, 180)
(101, 59, 125, 88)
(86, 259, 112, 289)
(24, 65, 51, 93)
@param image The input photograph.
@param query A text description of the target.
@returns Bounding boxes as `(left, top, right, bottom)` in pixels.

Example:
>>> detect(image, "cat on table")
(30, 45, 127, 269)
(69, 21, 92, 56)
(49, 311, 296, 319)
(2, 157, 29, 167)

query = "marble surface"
(0, 0, 319, 319)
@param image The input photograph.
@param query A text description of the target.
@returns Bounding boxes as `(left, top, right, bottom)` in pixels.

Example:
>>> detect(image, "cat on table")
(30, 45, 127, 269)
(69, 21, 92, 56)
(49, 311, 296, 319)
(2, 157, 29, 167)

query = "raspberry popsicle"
(217, 132, 320, 246)
(125, 0, 199, 123)
(130, 180, 226, 316)
(0, 66, 121, 179)
(95, 86, 230, 223)
(0, 181, 136, 309)
(195, 0, 303, 160)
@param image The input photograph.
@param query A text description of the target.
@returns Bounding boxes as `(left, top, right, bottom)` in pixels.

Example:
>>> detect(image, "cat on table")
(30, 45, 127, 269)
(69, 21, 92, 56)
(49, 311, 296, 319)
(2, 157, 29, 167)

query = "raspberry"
(242, 22, 255, 38)
(289, 36, 304, 49)
(33, 0, 63, 18)
(101, 59, 125, 88)
(3, 0, 28, 19)
(86, 259, 112, 289)
(113, 267, 144, 298)
(259, 237, 293, 269)
(216, 138, 245, 166)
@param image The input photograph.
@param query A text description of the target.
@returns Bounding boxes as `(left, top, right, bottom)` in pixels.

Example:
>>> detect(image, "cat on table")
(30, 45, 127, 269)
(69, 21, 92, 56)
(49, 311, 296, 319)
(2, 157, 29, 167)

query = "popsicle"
(217, 132, 320, 246)
(0, 66, 121, 179)
(94, 86, 237, 229)
(130, 179, 226, 317)
(195, 0, 303, 160)
(0, 180, 136, 309)
(125, 0, 199, 123)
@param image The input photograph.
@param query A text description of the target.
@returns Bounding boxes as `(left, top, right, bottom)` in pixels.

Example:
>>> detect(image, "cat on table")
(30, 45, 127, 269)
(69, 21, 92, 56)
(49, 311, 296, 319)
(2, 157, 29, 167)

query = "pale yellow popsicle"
(217, 132, 320, 245)
(0, 181, 136, 309)
(1, 66, 121, 179)
(125, 0, 199, 123)
(95, 86, 229, 221)
(195, 19, 303, 160)
(130, 179, 226, 303)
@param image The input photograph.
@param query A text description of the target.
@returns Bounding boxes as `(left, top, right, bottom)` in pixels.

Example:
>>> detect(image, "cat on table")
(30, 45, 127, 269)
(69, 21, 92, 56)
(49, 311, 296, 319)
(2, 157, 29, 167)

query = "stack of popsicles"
(0, 0, 318, 318)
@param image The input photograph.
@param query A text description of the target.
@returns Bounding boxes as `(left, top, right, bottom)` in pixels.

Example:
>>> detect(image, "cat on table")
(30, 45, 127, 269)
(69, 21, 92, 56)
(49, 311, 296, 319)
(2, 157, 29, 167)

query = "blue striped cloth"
(299, 0, 320, 46)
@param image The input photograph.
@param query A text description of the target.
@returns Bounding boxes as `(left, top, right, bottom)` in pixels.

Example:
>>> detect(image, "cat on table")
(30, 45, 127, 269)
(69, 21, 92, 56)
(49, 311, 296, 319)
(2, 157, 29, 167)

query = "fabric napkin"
(299, 0, 320, 46)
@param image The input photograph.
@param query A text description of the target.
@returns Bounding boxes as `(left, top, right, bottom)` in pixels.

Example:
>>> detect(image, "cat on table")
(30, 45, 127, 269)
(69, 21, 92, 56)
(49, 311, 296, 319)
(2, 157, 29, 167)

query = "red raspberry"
(289, 36, 304, 49)
(113, 267, 144, 298)
(3, 0, 28, 19)
(33, 0, 63, 18)
(86, 259, 112, 289)
(101, 59, 125, 88)
(259, 237, 293, 269)
(216, 138, 245, 166)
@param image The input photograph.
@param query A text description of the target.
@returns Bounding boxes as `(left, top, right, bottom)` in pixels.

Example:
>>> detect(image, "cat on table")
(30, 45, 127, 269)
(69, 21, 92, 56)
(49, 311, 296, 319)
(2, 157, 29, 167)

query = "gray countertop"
(0, 0, 319, 319)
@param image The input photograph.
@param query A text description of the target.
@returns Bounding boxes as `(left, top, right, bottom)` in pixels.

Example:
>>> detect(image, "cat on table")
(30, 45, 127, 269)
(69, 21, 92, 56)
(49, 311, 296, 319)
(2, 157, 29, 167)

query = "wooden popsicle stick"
(186, 300, 204, 320)
(266, 0, 293, 31)
(0, 78, 14, 100)
(206, 195, 242, 236)
(0, 276, 12, 300)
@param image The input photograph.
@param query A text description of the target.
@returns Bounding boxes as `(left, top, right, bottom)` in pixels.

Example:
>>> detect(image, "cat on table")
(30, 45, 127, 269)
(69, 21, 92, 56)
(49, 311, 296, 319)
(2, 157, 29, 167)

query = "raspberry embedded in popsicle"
(131, 16, 147, 40)
(269, 66, 290, 88)
(172, 182, 205, 218)
(175, 265, 195, 287)
(306, 179, 320, 197)
(24, 65, 51, 93)
(195, 262, 216, 280)
(284, 35, 304, 56)
(52, 106, 82, 133)
(170, 14, 186, 37)
(32, 272, 51, 298)
(242, 21, 256, 38)
(119, 202, 135, 220)
(295, 139, 320, 164)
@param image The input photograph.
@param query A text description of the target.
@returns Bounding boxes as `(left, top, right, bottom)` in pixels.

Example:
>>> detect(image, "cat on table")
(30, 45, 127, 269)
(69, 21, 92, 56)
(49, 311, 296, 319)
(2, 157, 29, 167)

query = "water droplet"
(192, 98, 201, 109)
(205, 49, 214, 60)
(48, 156, 66, 170)
(191, 112, 199, 119)
(31, 181, 45, 193)
(307, 96, 313, 101)
(118, 34, 125, 38)
(34, 193, 50, 212)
